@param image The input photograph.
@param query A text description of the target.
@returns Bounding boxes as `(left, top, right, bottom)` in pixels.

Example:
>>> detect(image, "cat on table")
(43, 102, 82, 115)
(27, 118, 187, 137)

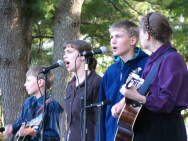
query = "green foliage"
(25, 0, 57, 67)
(81, 0, 147, 74)
(27, 0, 188, 72)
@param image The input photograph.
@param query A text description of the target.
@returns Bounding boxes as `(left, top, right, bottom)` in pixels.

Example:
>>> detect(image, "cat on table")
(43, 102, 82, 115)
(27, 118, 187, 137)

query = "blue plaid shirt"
(12, 93, 63, 141)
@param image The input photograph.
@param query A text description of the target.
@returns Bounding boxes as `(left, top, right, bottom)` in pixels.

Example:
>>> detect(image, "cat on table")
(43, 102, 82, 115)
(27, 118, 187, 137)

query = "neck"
(74, 69, 91, 86)
(149, 40, 163, 52)
(121, 49, 136, 63)
(35, 90, 44, 99)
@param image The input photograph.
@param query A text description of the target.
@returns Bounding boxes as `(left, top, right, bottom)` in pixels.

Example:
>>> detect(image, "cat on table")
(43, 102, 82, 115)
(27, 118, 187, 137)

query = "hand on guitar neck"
(120, 86, 146, 103)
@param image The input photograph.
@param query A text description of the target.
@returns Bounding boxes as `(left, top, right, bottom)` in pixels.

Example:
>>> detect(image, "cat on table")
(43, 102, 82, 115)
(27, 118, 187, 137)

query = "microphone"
(0, 127, 5, 132)
(78, 46, 108, 56)
(39, 60, 64, 74)
(84, 100, 111, 109)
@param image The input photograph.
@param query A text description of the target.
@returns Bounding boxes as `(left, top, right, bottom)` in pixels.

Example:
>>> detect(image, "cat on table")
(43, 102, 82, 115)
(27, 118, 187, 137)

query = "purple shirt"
(143, 44, 188, 113)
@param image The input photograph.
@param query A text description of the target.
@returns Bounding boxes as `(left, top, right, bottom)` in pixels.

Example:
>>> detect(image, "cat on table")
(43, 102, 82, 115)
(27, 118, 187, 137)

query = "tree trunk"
(52, 0, 85, 138)
(0, 0, 32, 140)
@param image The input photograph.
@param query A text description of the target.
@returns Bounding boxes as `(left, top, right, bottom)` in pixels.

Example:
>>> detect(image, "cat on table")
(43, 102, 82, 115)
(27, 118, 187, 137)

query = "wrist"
(139, 96, 146, 104)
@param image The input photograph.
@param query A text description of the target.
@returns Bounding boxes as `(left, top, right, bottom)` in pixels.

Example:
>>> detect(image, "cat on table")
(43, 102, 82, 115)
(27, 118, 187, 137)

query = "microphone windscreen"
(100, 46, 108, 55)
(57, 60, 64, 67)
(0, 127, 5, 132)
(103, 100, 112, 106)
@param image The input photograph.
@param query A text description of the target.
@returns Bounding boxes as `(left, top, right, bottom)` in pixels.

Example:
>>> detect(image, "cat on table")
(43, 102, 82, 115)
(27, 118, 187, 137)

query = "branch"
(123, 0, 143, 15)
(109, 0, 123, 13)
(32, 36, 54, 39)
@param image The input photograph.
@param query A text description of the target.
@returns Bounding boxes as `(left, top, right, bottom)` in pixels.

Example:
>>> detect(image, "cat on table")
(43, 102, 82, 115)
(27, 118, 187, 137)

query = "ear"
(146, 32, 150, 40)
(130, 36, 137, 46)
(80, 56, 85, 61)
(38, 79, 44, 87)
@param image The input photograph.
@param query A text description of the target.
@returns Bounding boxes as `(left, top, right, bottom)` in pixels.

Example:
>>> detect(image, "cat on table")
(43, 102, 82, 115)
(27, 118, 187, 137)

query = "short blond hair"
(109, 20, 139, 45)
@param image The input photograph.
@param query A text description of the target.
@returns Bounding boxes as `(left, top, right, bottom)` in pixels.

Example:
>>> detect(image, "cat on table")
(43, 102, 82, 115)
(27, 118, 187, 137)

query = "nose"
(24, 82, 27, 87)
(111, 37, 116, 45)
(63, 53, 67, 59)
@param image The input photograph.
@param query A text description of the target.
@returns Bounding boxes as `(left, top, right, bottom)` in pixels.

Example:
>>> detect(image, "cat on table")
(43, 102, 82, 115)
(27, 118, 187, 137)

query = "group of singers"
(3, 12, 188, 141)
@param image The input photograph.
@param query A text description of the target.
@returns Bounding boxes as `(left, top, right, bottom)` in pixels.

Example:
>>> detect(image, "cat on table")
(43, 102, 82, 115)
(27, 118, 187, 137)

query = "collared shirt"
(64, 69, 101, 141)
(143, 44, 188, 113)
(12, 93, 64, 141)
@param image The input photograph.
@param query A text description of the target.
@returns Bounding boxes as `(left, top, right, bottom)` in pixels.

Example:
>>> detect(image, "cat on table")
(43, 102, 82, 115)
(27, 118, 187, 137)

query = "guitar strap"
(138, 48, 175, 96)
(36, 97, 54, 115)
(132, 49, 175, 107)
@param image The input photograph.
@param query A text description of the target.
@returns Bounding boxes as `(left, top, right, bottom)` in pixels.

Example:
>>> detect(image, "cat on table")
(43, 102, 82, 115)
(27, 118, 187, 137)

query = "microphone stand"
(98, 107, 102, 141)
(40, 73, 48, 141)
(82, 57, 89, 141)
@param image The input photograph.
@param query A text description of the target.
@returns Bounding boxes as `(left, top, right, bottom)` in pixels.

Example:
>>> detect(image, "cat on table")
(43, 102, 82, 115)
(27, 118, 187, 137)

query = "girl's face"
(139, 28, 149, 50)
(63, 45, 84, 72)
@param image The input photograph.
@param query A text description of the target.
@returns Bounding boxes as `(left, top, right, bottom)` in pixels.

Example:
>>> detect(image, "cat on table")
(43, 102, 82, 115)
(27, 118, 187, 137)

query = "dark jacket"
(64, 69, 101, 141)
(98, 47, 148, 141)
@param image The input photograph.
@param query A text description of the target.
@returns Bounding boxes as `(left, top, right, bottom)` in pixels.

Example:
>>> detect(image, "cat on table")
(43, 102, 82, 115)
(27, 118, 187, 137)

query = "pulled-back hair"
(26, 66, 54, 90)
(140, 12, 172, 44)
(62, 39, 97, 70)
(109, 20, 139, 45)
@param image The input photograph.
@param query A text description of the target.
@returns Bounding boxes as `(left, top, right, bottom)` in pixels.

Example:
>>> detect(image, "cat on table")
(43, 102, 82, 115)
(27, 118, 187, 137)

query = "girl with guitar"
(119, 12, 188, 141)
(3, 66, 64, 141)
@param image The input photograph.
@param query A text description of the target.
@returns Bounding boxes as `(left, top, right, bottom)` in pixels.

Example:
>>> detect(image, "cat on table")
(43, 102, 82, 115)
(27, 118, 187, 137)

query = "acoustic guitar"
(114, 68, 146, 141)
(13, 114, 43, 141)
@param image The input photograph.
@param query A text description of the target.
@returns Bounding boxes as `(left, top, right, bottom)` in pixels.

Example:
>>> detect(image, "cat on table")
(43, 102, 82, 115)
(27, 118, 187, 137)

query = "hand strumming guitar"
(111, 98, 125, 118)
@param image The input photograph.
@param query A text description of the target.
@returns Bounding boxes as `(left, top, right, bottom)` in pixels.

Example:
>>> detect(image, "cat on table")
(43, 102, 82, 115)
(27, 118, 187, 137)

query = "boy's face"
(24, 75, 40, 96)
(110, 29, 135, 58)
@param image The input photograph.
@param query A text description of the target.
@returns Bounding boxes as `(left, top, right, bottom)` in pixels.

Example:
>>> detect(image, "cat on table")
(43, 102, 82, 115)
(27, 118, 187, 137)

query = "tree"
(0, 0, 32, 140)
(52, 0, 85, 137)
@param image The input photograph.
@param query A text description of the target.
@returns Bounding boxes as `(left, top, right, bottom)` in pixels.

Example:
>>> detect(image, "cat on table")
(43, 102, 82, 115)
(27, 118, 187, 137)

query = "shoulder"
(88, 70, 102, 85)
(24, 96, 35, 104)
(163, 51, 185, 66)
(47, 98, 63, 110)
(104, 62, 119, 73)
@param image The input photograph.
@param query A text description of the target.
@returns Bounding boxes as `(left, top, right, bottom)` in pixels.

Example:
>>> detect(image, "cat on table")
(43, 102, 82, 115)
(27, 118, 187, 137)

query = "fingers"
(3, 124, 13, 139)
(111, 104, 121, 118)
(112, 111, 120, 118)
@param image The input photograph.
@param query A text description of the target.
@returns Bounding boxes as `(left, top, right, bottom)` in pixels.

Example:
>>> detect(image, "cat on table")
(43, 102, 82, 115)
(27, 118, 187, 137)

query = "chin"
(113, 53, 119, 56)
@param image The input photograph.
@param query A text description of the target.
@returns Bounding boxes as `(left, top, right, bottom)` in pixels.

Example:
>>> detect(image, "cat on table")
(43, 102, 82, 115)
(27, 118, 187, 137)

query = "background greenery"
(1, 0, 188, 140)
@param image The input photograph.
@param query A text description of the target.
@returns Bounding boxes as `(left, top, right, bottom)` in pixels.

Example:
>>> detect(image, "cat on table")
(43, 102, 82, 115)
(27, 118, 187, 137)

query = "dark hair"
(62, 39, 97, 70)
(109, 20, 139, 45)
(140, 12, 172, 44)
(26, 66, 54, 90)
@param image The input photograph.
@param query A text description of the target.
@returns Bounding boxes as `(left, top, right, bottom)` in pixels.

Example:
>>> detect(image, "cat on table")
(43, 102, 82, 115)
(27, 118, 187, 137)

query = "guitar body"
(114, 98, 142, 141)
(13, 114, 43, 141)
